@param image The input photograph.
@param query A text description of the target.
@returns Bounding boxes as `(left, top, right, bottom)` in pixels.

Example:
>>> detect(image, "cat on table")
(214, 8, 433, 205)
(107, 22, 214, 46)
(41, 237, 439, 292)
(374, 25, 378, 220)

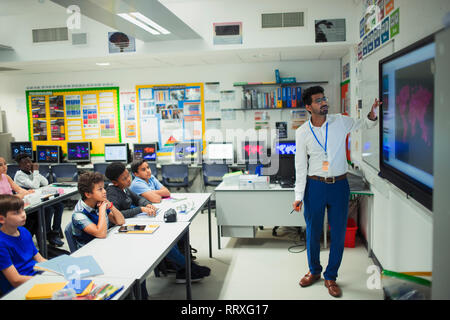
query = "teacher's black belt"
(308, 174, 347, 184)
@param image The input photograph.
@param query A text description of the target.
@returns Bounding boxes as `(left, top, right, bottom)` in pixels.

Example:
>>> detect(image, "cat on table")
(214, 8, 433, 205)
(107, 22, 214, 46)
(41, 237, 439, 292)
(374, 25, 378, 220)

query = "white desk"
(24, 185, 79, 258)
(1, 275, 134, 300)
(126, 193, 214, 258)
(68, 221, 192, 299)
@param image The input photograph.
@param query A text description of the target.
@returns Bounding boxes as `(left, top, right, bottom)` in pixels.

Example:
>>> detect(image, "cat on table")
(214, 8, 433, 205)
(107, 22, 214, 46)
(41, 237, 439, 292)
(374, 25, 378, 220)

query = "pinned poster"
(381, 16, 390, 44)
(389, 8, 399, 38)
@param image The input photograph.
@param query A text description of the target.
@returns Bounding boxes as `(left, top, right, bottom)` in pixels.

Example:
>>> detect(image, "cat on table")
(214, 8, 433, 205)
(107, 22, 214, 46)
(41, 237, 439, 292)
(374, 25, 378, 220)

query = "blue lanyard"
(309, 121, 328, 153)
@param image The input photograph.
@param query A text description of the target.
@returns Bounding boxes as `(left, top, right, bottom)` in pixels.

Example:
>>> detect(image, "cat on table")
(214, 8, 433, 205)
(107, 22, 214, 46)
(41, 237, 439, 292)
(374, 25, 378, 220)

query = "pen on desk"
(104, 286, 124, 300)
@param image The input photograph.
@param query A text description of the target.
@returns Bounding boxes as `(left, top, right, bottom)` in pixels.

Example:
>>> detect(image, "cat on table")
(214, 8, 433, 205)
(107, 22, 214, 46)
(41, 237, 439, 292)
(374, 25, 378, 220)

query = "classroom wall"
(0, 58, 340, 154)
(349, 0, 450, 273)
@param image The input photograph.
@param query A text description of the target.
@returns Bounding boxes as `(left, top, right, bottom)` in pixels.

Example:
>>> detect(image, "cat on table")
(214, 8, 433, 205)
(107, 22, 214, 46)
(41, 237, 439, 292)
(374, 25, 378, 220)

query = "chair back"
(93, 162, 109, 176)
(64, 222, 78, 253)
(161, 164, 188, 187)
(38, 164, 52, 183)
(6, 164, 20, 180)
(51, 163, 78, 182)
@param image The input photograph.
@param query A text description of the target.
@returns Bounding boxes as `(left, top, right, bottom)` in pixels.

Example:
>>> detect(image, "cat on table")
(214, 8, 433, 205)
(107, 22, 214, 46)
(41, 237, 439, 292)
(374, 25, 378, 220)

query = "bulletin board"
(26, 87, 121, 156)
(135, 83, 205, 156)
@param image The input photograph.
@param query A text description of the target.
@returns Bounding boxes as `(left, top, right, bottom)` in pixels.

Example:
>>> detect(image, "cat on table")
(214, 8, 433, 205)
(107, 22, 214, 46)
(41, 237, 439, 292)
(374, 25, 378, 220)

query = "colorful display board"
(26, 87, 121, 156)
(135, 83, 205, 156)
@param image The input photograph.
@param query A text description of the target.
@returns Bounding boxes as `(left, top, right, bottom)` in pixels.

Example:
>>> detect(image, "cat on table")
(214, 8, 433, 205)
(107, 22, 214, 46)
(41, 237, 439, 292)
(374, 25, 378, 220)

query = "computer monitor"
(242, 141, 265, 164)
(11, 141, 33, 161)
(67, 142, 91, 163)
(133, 143, 157, 162)
(104, 143, 129, 163)
(207, 142, 234, 163)
(277, 155, 295, 186)
(275, 140, 296, 155)
(36, 145, 61, 164)
(174, 141, 201, 164)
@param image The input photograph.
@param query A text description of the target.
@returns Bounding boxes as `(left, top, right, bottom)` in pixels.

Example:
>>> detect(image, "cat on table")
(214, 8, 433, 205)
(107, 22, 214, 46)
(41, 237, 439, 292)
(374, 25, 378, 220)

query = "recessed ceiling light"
(96, 62, 110, 66)
(117, 13, 160, 35)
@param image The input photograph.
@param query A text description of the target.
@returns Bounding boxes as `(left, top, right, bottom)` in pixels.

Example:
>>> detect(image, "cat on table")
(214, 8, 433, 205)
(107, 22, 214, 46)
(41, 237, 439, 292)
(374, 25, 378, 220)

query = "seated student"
(0, 194, 47, 295)
(72, 171, 125, 250)
(129, 159, 170, 203)
(14, 154, 64, 247)
(104, 162, 210, 284)
(0, 157, 34, 200)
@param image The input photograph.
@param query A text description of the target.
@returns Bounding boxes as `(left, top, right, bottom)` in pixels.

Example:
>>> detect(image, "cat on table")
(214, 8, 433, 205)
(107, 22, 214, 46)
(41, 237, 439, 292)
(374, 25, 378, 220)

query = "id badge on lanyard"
(309, 121, 329, 172)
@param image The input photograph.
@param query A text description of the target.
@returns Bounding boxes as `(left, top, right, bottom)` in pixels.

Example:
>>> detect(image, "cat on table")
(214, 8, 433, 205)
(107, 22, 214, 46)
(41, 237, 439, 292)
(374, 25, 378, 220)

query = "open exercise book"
(117, 224, 160, 234)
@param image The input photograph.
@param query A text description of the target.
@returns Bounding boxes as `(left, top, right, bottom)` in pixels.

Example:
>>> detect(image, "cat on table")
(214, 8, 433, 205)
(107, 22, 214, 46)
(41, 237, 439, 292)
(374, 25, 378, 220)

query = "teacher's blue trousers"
(303, 177, 350, 281)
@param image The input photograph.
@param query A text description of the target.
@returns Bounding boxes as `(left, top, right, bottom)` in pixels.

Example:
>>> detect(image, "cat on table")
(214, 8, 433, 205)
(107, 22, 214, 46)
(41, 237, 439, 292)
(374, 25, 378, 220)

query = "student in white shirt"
(292, 86, 381, 297)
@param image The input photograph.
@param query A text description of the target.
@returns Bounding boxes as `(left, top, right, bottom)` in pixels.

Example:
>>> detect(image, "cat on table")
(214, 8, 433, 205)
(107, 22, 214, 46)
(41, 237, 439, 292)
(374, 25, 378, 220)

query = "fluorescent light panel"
(117, 12, 171, 35)
(130, 12, 171, 35)
(117, 13, 160, 35)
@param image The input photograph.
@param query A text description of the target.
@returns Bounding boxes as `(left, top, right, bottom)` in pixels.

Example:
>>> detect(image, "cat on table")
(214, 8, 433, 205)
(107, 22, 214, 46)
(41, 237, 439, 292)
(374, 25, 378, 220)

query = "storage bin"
(344, 218, 358, 248)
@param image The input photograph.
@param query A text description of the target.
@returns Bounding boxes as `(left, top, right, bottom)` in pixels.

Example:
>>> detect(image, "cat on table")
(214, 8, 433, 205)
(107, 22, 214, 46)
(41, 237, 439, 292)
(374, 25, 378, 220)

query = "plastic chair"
(64, 222, 77, 253)
(38, 164, 52, 183)
(93, 162, 110, 176)
(202, 163, 229, 188)
(51, 163, 78, 182)
(161, 164, 189, 192)
(6, 164, 20, 180)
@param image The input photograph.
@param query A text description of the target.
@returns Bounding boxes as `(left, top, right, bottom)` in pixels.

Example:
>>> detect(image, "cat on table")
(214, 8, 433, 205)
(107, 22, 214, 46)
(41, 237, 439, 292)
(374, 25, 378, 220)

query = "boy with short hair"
(104, 162, 210, 284)
(0, 194, 46, 295)
(72, 171, 125, 250)
(129, 159, 170, 203)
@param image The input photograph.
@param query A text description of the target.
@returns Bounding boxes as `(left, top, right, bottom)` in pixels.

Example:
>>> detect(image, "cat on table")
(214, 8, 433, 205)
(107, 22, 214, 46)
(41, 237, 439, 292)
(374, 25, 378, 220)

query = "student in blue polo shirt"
(129, 159, 170, 203)
(0, 194, 46, 295)
(72, 171, 125, 250)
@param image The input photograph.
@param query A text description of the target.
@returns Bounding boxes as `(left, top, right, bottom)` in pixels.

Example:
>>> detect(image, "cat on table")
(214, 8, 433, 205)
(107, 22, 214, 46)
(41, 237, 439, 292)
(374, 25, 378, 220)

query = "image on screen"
(379, 34, 434, 210)
(242, 141, 265, 163)
(67, 142, 91, 163)
(133, 143, 157, 161)
(207, 143, 234, 162)
(104, 144, 128, 162)
(275, 140, 296, 155)
(11, 142, 33, 161)
(36, 145, 60, 163)
(174, 142, 200, 163)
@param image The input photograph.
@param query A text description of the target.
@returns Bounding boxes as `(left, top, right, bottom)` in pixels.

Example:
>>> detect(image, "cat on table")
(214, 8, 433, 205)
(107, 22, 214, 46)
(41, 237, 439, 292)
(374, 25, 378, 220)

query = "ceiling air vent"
(32, 27, 68, 43)
(72, 33, 87, 45)
(262, 12, 304, 28)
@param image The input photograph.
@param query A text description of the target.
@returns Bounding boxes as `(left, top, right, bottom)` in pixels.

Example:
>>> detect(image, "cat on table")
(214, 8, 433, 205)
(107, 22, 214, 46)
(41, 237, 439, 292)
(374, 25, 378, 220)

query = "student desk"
(215, 172, 373, 249)
(126, 193, 214, 258)
(67, 221, 193, 300)
(24, 185, 79, 258)
(0, 275, 134, 300)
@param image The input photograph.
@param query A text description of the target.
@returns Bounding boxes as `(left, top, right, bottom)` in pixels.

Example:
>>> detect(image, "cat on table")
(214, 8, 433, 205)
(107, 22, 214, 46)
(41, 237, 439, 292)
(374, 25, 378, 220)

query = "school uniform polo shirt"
(0, 227, 38, 294)
(71, 199, 111, 250)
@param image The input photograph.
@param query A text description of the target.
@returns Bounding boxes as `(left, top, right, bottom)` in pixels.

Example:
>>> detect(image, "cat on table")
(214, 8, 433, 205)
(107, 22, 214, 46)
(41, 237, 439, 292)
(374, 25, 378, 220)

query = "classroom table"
(126, 192, 214, 257)
(67, 221, 192, 300)
(24, 184, 79, 258)
(0, 275, 134, 300)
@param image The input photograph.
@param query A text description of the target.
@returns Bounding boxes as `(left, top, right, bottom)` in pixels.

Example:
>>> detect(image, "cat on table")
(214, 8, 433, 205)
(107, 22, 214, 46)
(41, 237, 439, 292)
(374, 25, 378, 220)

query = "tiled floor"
(56, 207, 383, 300)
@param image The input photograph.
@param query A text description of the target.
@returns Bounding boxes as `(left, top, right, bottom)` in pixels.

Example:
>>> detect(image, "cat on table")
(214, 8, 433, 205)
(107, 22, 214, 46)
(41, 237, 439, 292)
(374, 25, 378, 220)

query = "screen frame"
(173, 141, 201, 164)
(378, 33, 435, 211)
(36, 145, 61, 164)
(10, 141, 34, 161)
(104, 143, 129, 163)
(133, 143, 157, 162)
(66, 142, 91, 163)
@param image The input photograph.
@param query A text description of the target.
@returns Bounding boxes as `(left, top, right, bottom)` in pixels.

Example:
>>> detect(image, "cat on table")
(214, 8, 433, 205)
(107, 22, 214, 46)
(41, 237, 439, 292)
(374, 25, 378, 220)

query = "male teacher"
(292, 86, 381, 297)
